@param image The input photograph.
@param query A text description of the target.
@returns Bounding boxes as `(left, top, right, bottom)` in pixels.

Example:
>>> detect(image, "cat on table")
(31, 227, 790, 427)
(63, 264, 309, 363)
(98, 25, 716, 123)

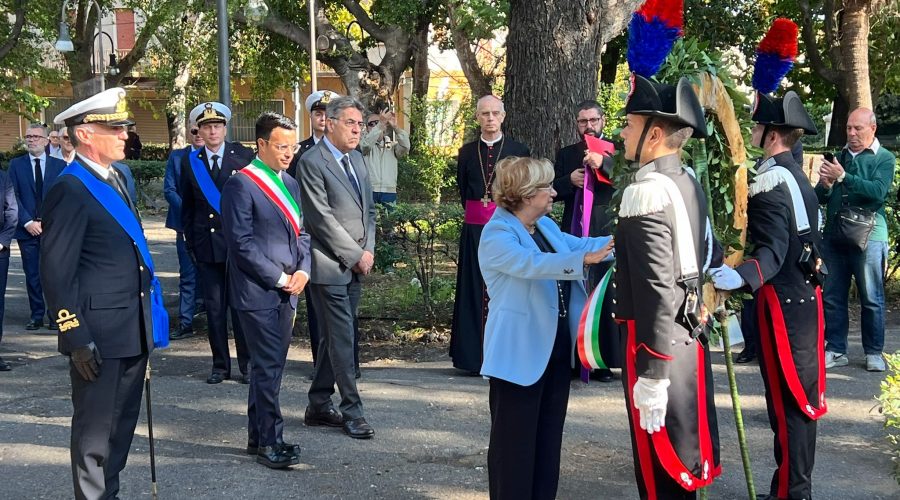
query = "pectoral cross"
(481, 195, 490, 207)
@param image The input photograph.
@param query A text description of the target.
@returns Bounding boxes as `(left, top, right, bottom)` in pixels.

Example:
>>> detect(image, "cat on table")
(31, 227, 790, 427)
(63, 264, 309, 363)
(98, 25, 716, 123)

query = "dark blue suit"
(8, 153, 65, 323)
(179, 142, 253, 377)
(221, 169, 311, 448)
(40, 158, 155, 498)
(0, 170, 19, 345)
(164, 146, 200, 330)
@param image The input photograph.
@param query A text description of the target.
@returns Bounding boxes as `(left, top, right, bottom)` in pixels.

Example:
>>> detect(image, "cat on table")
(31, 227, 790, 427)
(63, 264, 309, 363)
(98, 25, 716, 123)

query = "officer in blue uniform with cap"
(180, 102, 254, 384)
(41, 87, 159, 500)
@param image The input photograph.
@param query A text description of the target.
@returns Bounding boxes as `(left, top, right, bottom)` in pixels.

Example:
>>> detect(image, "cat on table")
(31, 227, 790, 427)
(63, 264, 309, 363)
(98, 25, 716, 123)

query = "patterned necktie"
(341, 155, 362, 201)
(34, 158, 43, 218)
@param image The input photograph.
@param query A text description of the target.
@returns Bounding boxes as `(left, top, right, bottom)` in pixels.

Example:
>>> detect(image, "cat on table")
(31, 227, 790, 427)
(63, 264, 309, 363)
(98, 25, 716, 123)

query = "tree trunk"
(841, 3, 873, 110)
(504, 0, 641, 159)
(412, 26, 431, 100)
(828, 89, 849, 147)
(599, 34, 625, 86)
(447, 2, 494, 99)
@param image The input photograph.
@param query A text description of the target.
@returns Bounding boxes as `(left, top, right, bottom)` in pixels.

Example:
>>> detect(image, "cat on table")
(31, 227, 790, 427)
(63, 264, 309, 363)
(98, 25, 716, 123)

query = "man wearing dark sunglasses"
(165, 126, 206, 340)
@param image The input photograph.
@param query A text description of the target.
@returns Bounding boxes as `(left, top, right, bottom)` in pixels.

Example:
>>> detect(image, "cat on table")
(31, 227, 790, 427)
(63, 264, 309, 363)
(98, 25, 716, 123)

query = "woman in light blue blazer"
(479, 156, 614, 499)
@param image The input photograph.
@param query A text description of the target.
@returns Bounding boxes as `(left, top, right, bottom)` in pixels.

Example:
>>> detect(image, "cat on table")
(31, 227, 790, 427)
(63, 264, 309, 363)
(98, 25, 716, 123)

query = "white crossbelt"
(645, 172, 699, 280)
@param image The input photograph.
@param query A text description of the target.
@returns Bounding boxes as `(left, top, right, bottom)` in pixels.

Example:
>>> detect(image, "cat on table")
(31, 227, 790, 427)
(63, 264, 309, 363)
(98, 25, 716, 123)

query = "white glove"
(709, 265, 745, 291)
(632, 377, 670, 434)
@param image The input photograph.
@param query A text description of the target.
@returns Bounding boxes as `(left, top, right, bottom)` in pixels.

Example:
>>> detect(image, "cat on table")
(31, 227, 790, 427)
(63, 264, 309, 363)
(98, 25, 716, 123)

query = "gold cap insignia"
(321, 91, 332, 104)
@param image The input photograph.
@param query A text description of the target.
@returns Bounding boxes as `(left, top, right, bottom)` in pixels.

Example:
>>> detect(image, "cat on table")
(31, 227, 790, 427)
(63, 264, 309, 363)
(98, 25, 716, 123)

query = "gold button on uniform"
(140, 292, 145, 297)
(210, 228, 215, 233)
(209, 214, 214, 219)
(139, 266, 144, 271)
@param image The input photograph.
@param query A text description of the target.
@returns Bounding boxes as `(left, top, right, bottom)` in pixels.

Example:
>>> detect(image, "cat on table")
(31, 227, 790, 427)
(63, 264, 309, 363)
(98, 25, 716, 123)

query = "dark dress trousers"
(615, 154, 723, 499)
(0, 170, 18, 346)
(297, 140, 376, 420)
(180, 143, 253, 377)
(734, 152, 826, 500)
(40, 158, 155, 500)
(164, 146, 200, 329)
(221, 170, 311, 448)
(8, 153, 65, 322)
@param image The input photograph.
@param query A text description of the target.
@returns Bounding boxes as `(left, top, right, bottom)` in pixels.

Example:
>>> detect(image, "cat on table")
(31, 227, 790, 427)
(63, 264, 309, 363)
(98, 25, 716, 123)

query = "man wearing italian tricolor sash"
(180, 101, 253, 385)
(221, 112, 311, 469)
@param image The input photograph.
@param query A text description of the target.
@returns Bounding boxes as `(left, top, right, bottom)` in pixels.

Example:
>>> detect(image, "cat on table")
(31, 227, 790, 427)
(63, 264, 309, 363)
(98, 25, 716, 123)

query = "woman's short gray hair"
(491, 156, 554, 212)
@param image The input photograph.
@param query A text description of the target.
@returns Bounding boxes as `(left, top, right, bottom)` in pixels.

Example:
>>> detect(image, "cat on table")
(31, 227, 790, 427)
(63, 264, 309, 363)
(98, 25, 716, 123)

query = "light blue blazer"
(478, 207, 613, 386)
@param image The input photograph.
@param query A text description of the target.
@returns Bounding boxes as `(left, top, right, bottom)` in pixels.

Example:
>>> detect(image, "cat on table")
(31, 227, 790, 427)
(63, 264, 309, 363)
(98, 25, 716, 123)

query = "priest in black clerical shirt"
(450, 95, 530, 374)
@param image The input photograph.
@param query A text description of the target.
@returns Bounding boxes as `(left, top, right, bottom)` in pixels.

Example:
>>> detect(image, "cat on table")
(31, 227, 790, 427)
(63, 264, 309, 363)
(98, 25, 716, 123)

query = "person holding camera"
(360, 107, 409, 207)
(815, 107, 895, 372)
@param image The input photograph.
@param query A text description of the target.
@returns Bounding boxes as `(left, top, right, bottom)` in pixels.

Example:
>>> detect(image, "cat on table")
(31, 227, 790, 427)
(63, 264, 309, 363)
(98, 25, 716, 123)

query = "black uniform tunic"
(734, 151, 826, 500)
(615, 154, 722, 499)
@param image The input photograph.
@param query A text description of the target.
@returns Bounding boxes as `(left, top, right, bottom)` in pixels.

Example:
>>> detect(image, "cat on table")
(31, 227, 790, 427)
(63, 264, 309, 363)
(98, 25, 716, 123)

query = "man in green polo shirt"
(816, 107, 896, 372)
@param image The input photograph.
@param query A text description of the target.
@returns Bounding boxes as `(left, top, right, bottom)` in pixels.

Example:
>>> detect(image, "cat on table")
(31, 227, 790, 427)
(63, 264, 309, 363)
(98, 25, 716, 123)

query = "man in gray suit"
(297, 96, 376, 439)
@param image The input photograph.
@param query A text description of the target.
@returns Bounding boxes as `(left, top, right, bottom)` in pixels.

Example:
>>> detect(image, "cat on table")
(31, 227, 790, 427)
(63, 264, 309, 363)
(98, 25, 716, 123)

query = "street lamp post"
(216, 0, 231, 113)
(54, 0, 110, 92)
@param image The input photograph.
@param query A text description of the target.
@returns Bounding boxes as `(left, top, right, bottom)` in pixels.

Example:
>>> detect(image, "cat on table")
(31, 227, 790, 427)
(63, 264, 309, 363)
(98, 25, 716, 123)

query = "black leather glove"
(70, 342, 102, 382)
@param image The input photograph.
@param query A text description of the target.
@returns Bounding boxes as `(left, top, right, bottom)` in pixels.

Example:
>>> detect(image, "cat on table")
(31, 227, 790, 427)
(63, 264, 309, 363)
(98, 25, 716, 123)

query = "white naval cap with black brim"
(53, 87, 135, 127)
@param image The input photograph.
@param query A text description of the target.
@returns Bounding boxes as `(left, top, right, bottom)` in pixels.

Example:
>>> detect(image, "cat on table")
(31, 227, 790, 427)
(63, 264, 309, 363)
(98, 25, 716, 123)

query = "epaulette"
(748, 169, 786, 197)
(618, 178, 671, 218)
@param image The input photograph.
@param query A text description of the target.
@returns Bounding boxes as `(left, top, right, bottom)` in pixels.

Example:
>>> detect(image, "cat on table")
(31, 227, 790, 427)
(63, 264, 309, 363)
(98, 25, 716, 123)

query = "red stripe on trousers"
(625, 320, 659, 500)
(757, 292, 791, 499)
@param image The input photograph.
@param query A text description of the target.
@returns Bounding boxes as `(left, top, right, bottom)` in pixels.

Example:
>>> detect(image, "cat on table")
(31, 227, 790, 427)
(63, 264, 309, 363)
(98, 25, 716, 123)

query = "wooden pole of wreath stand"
(694, 73, 756, 500)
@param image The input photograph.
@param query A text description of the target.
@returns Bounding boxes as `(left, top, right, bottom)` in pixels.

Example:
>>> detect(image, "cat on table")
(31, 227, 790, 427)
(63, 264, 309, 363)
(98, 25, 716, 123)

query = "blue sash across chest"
(62, 162, 169, 348)
(189, 148, 222, 213)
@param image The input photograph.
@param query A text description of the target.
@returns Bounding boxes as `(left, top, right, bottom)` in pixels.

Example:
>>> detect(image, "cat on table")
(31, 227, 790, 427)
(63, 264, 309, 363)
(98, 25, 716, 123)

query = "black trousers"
(307, 278, 364, 419)
(239, 301, 293, 447)
(759, 337, 818, 499)
(488, 322, 571, 500)
(70, 353, 148, 500)
(197, 261, 249, 376)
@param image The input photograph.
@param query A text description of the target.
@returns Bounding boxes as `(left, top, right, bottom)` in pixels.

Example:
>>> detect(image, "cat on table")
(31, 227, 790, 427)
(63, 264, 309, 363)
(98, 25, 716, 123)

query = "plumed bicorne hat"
(749, 19, 817, 135)
(624, 0, 707, 138)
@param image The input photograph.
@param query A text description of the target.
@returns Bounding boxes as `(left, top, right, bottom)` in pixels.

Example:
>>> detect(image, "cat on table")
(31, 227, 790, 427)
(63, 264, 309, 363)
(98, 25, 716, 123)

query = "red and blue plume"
(751, 18, 799, 94)
(626, 0, 684, 78)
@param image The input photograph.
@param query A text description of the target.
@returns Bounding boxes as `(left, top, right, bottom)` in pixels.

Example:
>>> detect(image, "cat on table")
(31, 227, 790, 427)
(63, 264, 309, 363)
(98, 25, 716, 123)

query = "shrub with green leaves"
(877, 351, 900, 484)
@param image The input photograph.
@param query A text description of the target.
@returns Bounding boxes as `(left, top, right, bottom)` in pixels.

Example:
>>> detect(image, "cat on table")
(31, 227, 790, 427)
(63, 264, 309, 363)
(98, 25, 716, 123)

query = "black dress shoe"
(48, 322, 58, 331)
(342, 417, 375, 439)
(170, 326, 195, 340)
(0, 357, 10, 372)
(239, 373, 251, 384)
(304, 406, 344, 427)
(246, 440, 301, 456)
(735, 349, 757, 364)
(256, 445, 299, 469)
(25, 320, 43, 331)
(206, 372, 229, 384)
(590, 368, 614, 383)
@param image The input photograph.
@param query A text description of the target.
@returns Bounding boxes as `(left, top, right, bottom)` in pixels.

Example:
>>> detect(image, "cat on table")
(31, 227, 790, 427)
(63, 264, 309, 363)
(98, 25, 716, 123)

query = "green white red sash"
(577, 266, 613, 370)
(240, 158, 302, 236)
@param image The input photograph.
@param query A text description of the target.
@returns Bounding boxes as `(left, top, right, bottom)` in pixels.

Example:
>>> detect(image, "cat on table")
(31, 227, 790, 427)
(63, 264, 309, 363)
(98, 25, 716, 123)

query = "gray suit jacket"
(297, 141, 376, 285)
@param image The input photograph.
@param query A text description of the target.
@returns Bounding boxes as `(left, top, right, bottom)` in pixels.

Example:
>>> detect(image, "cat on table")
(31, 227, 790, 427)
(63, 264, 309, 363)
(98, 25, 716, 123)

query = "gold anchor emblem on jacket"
(57, 309, 80, 333)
